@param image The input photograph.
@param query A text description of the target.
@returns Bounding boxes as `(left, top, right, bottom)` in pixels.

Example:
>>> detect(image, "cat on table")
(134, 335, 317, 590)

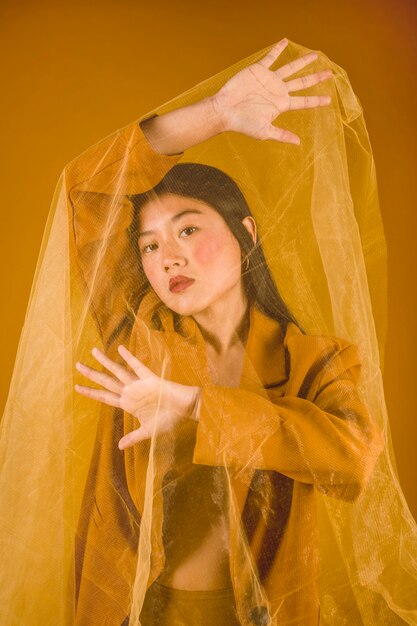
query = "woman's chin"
(168, 302, 203, 317)
(161, 294, 207, 318)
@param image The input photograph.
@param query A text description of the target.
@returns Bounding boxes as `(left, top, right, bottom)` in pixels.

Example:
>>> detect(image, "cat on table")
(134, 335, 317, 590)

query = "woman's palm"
(213, 39, 332, 144)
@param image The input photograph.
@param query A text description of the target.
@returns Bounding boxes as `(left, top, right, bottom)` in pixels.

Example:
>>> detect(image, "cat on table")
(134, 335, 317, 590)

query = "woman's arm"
(192, 340, 384, 503)
(65, 120, 183, 346)
(75, 336, 383, 503)
(139, 38, 332, 155)
(67, 38, 332, 344)
(67, 39, 323, 197)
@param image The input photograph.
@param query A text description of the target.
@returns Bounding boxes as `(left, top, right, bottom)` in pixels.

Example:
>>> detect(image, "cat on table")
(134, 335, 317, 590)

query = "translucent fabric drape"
(1, 39, 417, 625)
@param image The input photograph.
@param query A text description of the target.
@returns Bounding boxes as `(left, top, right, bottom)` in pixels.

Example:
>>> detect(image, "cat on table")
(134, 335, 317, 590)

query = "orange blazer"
(69, 120, 383, 626)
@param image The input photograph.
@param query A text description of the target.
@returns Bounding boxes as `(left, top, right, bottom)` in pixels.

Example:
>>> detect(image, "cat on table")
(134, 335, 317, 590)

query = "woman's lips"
(169, 276, 195, 293)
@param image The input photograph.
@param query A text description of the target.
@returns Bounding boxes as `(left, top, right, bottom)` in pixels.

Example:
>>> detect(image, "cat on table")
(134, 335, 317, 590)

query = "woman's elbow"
(319, 426, 385, 503)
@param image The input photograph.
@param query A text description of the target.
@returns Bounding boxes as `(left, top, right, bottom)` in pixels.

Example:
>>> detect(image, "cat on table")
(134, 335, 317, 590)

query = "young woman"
(72, 39, 383, 625)
(7, 35, 415, 626)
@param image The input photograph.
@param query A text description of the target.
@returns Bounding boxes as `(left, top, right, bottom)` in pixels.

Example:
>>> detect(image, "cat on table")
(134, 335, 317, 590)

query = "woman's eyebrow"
(172, 208, 203, 222)
(138, 209, 203, 238)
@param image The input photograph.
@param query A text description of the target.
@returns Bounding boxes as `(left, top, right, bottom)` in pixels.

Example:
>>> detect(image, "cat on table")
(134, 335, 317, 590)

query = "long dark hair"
(129, 163, 303, 335)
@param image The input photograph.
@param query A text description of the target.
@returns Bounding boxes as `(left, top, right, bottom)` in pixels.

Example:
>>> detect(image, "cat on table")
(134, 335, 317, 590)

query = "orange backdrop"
(1, 0, 416, 517)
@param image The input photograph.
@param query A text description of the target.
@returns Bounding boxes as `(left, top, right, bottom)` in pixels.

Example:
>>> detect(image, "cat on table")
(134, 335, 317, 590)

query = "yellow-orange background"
(1, 0, 416, 517)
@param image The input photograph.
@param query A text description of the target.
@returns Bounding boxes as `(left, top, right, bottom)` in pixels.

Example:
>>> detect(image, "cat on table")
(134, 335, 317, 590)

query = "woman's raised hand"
(140, 39, 333, 154)
(212, 38, 333, 145)
(75, 346, 200, 449)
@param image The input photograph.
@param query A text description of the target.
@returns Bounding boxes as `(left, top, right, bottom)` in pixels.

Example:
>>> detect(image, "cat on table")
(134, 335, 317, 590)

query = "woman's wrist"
(187, 386, 202, 423)
(139, 97, 226, 155)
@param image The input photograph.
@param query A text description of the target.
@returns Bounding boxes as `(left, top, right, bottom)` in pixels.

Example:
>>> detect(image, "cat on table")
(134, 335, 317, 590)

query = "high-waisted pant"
(139, 579, 242, 626)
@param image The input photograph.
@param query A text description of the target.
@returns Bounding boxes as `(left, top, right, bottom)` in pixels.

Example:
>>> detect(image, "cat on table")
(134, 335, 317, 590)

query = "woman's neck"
(192, 287, 250, 355)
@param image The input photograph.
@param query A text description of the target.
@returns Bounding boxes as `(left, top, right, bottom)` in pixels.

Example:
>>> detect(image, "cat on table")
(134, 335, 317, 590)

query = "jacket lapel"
(240, 307, 288, 396)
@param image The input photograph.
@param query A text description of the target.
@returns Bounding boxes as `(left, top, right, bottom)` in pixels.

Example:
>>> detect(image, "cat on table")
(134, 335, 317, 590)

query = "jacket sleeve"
(192, 335, 384, 502)
(64, 117, 183, 344)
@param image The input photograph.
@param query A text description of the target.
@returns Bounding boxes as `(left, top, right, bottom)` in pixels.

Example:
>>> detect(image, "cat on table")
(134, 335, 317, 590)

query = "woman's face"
(138, 193, 256, 318)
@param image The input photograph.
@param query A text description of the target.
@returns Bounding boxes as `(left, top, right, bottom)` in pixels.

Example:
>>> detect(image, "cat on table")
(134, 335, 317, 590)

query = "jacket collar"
(241, 306, 288, 391)
(136, 291, 294, 390)
(136, 290, 197, 339)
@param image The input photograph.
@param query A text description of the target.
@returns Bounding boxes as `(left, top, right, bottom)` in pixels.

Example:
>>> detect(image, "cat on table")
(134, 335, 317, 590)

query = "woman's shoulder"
(283, 322, 362, 395)
(284, 321, 355, 353)
(250, 308, 356, 363)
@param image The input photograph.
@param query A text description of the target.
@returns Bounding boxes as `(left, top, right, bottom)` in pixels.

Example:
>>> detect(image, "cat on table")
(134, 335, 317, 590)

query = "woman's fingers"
(275, 52, 318, 80)
(289, 94, 331, 110)
(285, 69, 333, 94)
(74, 384, 121, 408)
(91, 347, 136, 384)
(75, 361, 123, 394)
(119, 427, 151, 449)
(118, 345, 153, 378)
(266, 126, 300, 145)
(257, 38, 289, 69)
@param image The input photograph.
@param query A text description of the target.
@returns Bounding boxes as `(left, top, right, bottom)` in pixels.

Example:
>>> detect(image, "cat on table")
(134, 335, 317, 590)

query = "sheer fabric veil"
(0, 39, 416, 625)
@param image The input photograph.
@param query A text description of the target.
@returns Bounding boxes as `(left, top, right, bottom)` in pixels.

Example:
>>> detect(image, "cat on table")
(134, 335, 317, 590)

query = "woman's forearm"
(139, 42, 334, 155)
(139, 96, 225, 155)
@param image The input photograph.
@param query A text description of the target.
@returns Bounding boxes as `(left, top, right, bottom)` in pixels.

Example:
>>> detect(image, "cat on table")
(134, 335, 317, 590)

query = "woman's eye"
(141, 242, 158, 254)
(179, 226, 197, 237)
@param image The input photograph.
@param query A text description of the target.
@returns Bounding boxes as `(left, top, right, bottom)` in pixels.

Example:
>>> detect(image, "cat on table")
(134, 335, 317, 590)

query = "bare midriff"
(158, 339, 246, 591)
(159, 516, 232, 590)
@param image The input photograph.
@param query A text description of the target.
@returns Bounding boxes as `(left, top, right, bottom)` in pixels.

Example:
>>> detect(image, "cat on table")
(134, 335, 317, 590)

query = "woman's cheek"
(193, 232, 236, 267)
(142, 259, 160, 289)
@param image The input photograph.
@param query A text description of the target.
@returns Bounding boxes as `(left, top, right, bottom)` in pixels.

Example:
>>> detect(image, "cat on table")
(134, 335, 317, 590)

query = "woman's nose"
(162, 244, 187, 272)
